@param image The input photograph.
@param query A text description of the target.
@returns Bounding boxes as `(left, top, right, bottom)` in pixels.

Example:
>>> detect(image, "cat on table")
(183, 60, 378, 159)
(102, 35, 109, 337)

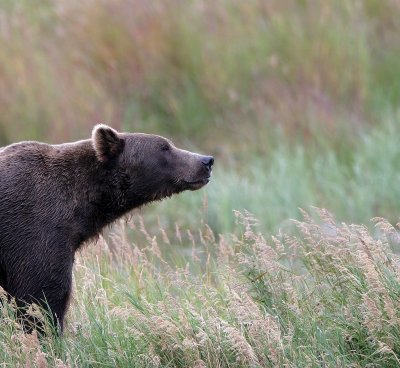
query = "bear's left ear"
(92, 124, 125, 162)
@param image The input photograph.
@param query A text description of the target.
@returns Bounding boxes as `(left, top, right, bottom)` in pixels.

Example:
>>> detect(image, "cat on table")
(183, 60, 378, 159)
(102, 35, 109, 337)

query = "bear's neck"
(54, 142, 126, 247)
(60, 141, 170, 249)
(69, 145, 153, 245)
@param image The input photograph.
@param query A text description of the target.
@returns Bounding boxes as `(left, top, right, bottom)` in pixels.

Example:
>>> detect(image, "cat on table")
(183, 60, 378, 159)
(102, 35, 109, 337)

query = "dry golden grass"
(1, 208, 400, 366)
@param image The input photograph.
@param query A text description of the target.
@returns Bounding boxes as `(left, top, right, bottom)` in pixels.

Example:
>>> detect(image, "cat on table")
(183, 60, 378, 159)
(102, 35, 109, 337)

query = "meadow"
(1, 0, 400, 366)
(2, 210, 400, 367)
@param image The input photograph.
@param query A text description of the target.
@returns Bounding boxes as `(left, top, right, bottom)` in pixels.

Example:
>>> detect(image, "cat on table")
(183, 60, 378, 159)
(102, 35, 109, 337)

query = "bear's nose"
(201, 156, 214, 168)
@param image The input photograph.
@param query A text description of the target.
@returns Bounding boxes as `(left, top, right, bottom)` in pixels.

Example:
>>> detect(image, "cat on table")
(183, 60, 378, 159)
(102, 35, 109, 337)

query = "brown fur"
(0, 124, 214, 332)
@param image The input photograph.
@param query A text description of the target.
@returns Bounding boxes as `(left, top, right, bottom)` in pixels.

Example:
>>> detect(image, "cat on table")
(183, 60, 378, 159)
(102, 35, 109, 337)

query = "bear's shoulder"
(0, 141, 51, 156)
(0, 141, 57, 174)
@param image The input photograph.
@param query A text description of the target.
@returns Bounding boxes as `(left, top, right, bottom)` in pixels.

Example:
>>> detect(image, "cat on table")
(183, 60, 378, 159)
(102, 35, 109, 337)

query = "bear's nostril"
(201, 156, 214, 168)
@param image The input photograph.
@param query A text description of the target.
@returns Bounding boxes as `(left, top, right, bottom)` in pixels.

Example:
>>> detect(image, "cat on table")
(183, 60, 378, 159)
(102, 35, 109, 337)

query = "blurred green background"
(1, 0, 400, 234)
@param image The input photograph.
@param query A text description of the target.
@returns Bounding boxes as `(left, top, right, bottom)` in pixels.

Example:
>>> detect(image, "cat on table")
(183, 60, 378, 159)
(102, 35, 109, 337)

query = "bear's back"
(0, 142, 53, 192)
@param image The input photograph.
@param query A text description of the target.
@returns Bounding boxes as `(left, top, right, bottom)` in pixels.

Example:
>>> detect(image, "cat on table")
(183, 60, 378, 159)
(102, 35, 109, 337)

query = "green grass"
(146, 116, 400, 236)
(2, 209, 400, 367)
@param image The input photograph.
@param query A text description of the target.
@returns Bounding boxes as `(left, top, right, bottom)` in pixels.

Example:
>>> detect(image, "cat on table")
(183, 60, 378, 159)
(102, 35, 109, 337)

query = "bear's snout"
(200, 155, 214, 179)
(197, 154, 214, 180)
(201, 155, 214, 170)
(181, 153, 214, 191)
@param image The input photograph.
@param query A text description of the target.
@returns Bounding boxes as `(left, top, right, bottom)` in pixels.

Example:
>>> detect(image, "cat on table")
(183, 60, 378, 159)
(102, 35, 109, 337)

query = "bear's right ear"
(92, 124, 125, 162)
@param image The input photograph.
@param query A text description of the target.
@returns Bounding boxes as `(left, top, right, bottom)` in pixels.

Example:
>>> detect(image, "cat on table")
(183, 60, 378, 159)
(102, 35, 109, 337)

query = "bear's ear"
(92, 124, 124, 162)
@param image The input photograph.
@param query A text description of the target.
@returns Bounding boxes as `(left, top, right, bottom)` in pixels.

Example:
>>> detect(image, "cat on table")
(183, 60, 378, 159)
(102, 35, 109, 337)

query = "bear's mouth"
(185, 176, 211, 190)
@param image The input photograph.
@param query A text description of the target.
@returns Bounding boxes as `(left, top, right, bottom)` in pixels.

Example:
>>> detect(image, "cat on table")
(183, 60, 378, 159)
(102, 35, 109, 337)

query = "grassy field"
(1, 210, 400, 367)
(1, 0, 400, 366)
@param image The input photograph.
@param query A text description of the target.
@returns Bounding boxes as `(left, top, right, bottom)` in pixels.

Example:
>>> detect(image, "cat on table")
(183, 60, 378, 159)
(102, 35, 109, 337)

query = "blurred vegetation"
(1, 0, 400, 233)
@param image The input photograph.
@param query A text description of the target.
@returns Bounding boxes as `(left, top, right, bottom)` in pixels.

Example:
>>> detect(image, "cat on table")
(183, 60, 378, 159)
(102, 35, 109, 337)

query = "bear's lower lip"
(185, 177, 210, 190)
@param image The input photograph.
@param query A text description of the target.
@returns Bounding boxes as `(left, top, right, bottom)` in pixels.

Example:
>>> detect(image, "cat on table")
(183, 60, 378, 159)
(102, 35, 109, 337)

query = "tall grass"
(1, 209, 400, 367)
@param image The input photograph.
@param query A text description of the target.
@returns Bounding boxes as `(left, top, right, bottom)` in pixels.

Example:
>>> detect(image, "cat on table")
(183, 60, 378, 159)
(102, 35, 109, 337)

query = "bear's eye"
(161, 144, 170, 152)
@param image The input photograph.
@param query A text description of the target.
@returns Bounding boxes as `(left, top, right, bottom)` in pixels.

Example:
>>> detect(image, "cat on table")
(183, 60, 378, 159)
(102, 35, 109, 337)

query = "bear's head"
(92, 124, 214, 203)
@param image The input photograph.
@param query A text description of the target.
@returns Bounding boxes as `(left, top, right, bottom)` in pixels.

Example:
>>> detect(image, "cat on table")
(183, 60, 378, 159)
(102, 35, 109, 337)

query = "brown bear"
(0, 124, 214, 332)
